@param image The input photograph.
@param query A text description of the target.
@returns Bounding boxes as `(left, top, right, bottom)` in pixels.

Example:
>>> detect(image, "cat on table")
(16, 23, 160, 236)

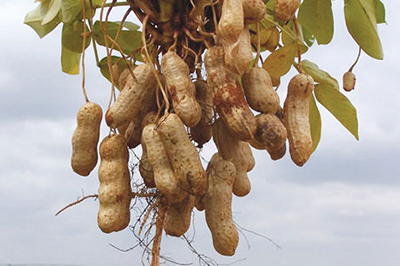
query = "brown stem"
(55, 194, 98, 216)
(349, 46, 362, 72)
(293, 17, 304, 74)
(151, 201, 166, 266)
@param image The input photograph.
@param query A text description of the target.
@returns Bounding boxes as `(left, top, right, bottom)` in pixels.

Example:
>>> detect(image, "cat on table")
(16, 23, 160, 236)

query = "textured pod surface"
(190, 79, 214, 147)
(142, 124, 186, 203)
(343, 71, 356, 92)
(204, 45, 226, 95)
(242, 67, 280, 114)
(223, 27, 253, 75)
(204, 153, 238, 256)
(249, 113, 287, 151)
(106, 63, 157, 128)
(71, 102, 102, 176)
(240, 141, 255, 171)
(162, 51, 202, 127)
(218, 0, 244, 43)
(164, 195, 195, 237)
(213, 119, 251, 197)
(275, 0, 300, 21)
(214, 82, 256, 141)
(97, 134, 131, 233)
(266, 142, 286, 160)
(157, 113, 207, 195)
(283, 73, 314, 166)
(242, 0, 266, 23)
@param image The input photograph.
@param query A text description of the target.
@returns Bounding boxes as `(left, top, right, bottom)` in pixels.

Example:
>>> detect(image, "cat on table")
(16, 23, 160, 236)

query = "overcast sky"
(1, 1, 400, 266)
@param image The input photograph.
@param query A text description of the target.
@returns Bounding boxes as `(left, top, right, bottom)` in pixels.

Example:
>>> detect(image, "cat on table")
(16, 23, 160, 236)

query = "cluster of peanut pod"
(70, 0, 313, 257)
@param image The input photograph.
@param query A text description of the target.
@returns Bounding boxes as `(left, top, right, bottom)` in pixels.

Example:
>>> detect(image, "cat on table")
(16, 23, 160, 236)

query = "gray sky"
(0, 1, 399, 266)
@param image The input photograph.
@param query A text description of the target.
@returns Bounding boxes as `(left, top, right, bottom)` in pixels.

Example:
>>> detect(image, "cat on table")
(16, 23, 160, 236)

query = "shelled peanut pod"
(242, 67, 280, 114)
(71, 102, 102, 176)
(283, 73, 314, 166)
(274, 0, 300, 21)
(138, 112, 159, 188)
(204, 45, 226, 95)
(141, 123, 187, 204)
(213, 119, 252, 197)
(242, 0, 266, 24)
(97, 134, 131, 233)
(161, 51, 202, 127)
(157, 113, 207, 196)
(190, 79, 214, 147)
(214, 81, 256, 141)
(218, 0, 244, 43)
(223, 26, 253, 75)
(249, 113, 287, 152)
(204, 153, 238, 256)
(164, 195, 195, 237)
(105, 63, 157, 128)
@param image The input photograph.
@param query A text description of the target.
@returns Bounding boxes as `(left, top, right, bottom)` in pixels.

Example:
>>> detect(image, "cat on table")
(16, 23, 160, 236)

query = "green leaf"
(302, 60, 339, 90)
(375, 0, 386, 24)
(24, 1, 61, 38)
(298, 0, 334, 45)
(344, 0, 383, 59)
(314, 82, 359, 140)
(61, 0, 100, 23)
(262, 43, 296, 78)
(301, 24, 315, 47)
(62, 20, 91, 53)
(42, 0, 62, 24)
(98, 56, 130, 86)
(309, 93, 322, 152)
(93, 21, 142, 56)
(61, 45, 81, 75)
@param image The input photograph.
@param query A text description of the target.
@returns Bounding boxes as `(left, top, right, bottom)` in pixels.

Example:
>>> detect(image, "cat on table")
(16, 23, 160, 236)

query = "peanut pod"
(218, 0, 244, 43)
(71, 102, 102, 176)
(106, 63, 157, 128)
(223, 26, 253, 75)
(283, 73, 314, 166)
(164, 195, 195, 237)
(242, 0, 266, 24)
(204, 153, 238, 256)
(97, 134, 131, 233)
(157, 113, 207, 196)
(274, 0, 300, 21)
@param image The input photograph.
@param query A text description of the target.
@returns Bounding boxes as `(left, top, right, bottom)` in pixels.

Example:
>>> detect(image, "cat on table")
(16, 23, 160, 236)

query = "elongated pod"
(106, 63, 157, 128)
(157, 113, 207, 195)
(142, 124, 187, 203)
(218, 0, 244, 43)
(204, 45, 225, 95)
(97, 134, 131, 233)
(71, 102, 102, 176)
(190, 79, 214, 147)
(214, 82, 256, 141)
(249, 113, 287, 151)
(242, 67, 280, 114)
(283, 73, 314, 166)
(204, 153, 238, 256)
(164, 195, 195, 237)
(161, 51, 202, 127)
(223, 26, 253, 75)
(213, 119, 251, 197)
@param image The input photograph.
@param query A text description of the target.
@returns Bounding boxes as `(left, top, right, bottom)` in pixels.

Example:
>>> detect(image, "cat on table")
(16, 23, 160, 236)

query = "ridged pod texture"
(204, 153, 238, 256)
(343, 71, 356, 92)
(274, 0, 300, 21)
(242, 0, 266, 23)
(157, 113, 207, 196)
(97, 134, 131, 233)
(249, 113, 287, 152)
(218, 0, 244, 43)
(106, 63, 157, 128)
(213, 119, 251, 197)
(190, 80, 214, 147)
(283, 73, 314, 166)
(164, 195, 195, 237)
(204, 45, 226, 95)
(71, 102, 102, 176)
(242, 67, 280, 114)
(161, 51, 202, 127)
(142, 124, 187, 203)
(138, 112, 159, 188)
(223, 27, 253, 75)
(214, 82, 256, 141)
